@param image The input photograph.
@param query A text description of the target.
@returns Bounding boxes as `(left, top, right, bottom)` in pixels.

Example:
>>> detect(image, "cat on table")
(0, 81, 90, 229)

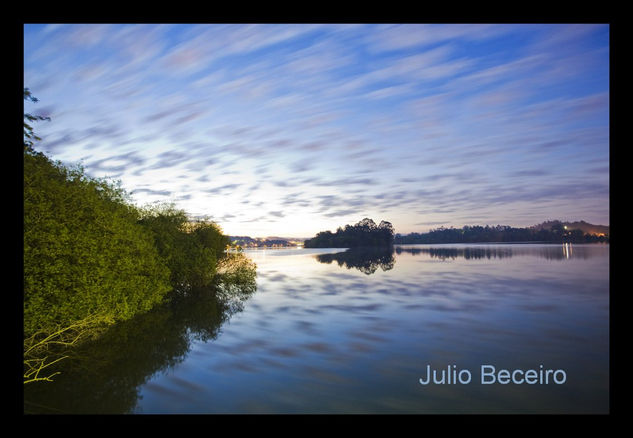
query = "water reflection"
(24, 245, 609, 414)
(246, 244, 605, 265)
(396, 246, 512, 260)
(315, 247, 395, 275)
(314, 244, 605, 274)
(23, 254, 257, 414)
(395, 243, 605, 261)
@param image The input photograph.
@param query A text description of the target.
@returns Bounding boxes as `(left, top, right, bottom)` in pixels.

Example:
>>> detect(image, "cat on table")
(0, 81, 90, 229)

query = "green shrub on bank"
(138, 204, 231, 293)
(24, 150, 172, 338)
(23, 89, 239, 386)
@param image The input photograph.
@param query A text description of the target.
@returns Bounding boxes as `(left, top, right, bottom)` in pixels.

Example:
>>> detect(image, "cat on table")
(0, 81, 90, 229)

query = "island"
(303, 218, 394, 248)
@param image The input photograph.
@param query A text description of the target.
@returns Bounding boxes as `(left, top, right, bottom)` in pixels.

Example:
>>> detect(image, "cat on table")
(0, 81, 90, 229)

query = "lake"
(23, 243, 609, 414)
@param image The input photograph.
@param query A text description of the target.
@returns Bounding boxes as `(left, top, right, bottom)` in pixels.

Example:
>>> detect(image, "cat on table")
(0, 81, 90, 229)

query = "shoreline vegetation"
(302, 218, 608, 249)
(394, 222, 609, 245)
(24, 89, 255, 384)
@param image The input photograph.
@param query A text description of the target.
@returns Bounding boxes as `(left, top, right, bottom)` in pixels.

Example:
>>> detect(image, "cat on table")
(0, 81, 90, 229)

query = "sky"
(23, 23, 610, 238)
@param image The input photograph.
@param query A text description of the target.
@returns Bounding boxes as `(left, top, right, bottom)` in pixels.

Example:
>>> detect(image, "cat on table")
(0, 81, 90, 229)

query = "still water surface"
(24, 244, 609, 414)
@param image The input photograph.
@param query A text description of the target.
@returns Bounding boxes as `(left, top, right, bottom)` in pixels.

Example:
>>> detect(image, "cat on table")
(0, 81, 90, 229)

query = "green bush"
(23, 90, 240, 385)
(23, 151, 172, 338)
(138, 204, 230, 293)
(191, 221, 231, 260)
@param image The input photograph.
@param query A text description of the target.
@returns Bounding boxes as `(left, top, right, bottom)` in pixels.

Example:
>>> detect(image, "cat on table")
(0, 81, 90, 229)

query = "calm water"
(24, 244, 609, 414)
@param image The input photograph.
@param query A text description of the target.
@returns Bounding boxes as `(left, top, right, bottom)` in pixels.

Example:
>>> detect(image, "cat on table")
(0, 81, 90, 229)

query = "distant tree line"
(394, 223, 609, 244)
(303, 218, 394, 248)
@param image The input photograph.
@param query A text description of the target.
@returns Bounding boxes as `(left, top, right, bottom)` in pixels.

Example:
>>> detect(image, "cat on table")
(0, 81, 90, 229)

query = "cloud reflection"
(314, 244, 606, 275)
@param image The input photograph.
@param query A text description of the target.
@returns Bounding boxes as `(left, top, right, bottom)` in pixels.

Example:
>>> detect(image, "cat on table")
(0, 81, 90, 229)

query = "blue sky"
(23, 24, 609, 237)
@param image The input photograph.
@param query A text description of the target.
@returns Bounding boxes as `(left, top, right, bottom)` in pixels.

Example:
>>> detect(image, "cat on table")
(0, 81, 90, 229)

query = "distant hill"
(394, 220, 609, 244)
(264, 236, 309, 242)
(229, 236, 304, 248)
(531, 220, 609, 236)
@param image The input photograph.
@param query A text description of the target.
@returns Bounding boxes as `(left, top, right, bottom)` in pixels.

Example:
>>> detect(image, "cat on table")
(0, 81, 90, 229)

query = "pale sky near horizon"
(23, 23, 609, 237)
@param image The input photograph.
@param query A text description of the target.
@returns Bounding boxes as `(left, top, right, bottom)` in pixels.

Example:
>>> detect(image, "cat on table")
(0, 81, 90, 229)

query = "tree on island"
(304, 218, 395, 248)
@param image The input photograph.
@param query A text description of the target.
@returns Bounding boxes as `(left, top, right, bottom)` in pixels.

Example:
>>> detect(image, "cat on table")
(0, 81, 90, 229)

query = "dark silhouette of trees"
(394, 224, 609, 244)
(304, 218, 395, 248)
(24, 88, 51, 151)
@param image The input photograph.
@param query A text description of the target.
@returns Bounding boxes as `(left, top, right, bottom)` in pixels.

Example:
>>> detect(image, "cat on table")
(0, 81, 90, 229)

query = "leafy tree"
(190, 220, 232, 259)
(22, 89, 252, 386)
(138, 204, 231, 293)
(24, 88, 51, 151)
(24, 151, 172, 338)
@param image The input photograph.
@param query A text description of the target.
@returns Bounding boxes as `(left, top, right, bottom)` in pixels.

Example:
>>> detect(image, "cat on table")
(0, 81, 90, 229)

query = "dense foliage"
(303, 218, 394, 248)
(23, 89, 242, 385)
(24, 151, 235, 340)
(24, 151, 172, 338)
(138, 204, 231, 293)
(394, 224, 609, 244)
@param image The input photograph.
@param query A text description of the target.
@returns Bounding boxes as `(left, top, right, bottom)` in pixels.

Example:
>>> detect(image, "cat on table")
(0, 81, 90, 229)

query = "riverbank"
(24, 148, 237, 384)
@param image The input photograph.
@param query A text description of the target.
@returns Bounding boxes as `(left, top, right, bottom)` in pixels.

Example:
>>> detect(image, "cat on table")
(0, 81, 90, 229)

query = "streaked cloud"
(24, 23, 610, 236)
